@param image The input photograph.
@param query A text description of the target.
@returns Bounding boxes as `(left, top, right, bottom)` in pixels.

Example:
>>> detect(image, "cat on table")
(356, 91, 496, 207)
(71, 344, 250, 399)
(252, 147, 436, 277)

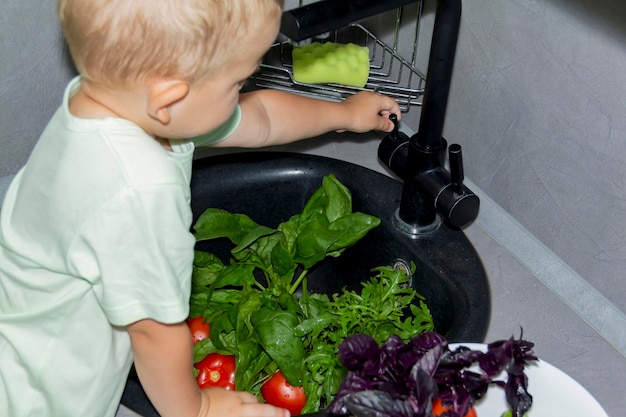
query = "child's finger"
(235, 390, 260, 403)
(242, 402, 291, 417)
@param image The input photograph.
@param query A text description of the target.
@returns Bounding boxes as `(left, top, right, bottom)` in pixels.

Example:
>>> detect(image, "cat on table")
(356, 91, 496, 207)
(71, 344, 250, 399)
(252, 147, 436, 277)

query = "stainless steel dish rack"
(253, 0, 427, 113)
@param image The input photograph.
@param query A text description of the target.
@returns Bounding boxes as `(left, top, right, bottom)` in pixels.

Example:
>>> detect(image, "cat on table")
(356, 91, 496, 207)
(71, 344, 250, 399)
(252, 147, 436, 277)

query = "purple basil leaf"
(506, 339, 535, 417)
(435, 344, 493, 415)
(328, 372, 379, 414)
(408, 366, 437, 416)
(479, 338, 513, 377)
(378, 335, 413, 390)
(506, 371, 533, 417)
(339, 334, 381, 372)
(408, 332, 448, 351)
(331, 332, 537, 417)
(415, 342, 444, 377)
(342, 390, 416, 417)
(440, 345, 484, 370)
(482, 335, 536, 416)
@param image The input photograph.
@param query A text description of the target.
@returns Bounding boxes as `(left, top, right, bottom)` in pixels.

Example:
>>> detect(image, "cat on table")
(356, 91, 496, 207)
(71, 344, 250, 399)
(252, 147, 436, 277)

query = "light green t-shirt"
(189, 104, 241, 147)
(0, 77, 240, 417)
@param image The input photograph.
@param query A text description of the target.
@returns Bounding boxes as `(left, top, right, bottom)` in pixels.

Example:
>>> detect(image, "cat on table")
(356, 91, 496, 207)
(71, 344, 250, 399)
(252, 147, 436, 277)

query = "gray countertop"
(465, 222, 623, 416)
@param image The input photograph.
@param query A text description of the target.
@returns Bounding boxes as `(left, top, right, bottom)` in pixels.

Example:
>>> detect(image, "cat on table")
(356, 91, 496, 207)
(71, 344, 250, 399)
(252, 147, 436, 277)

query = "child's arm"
(212, 90, 401, 148)
(127, 319, 288, 417)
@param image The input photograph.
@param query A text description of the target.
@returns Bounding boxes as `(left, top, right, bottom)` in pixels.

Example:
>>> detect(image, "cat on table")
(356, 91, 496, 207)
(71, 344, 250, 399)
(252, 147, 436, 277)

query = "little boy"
(0, 1, 401, 417)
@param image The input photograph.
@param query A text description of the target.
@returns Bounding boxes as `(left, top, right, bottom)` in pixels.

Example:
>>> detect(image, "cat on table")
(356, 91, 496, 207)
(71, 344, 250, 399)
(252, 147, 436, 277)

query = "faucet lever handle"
(441, 143, 480, 228)
(389, 113, 400, 138)
(448, 143, 464, 188)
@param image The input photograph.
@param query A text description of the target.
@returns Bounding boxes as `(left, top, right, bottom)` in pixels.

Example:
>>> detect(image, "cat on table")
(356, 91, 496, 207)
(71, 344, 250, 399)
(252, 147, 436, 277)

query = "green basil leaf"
(293, 212, 380, 268)
(211, 263, 256, 289)
(188, 287, 210, 318)
(236, 291, 263, 340)
(277, 290, 303, 315)
(277, 215, 299, 253)
(300, 186, 329, 223)
(192, 337, 221, 363)
(208, 288, 244, 304)
(251, 308, 305, 385)
(270, 243, 296, 281)
(232, 232, 281, 268)
(192, 251, 225, 287)
(193, 250, 224, 268)
(301, 174, 352, 223)
(235, 339, 272, 391)
(291, 216, 330, 268)
(206, 306, 237, 351)
(326, 212, 381, 251)
(319, 174, 353, 222)
(193, 208, 259, 244)
(232, 291, 267, 391)
(232, 225, 276, 253)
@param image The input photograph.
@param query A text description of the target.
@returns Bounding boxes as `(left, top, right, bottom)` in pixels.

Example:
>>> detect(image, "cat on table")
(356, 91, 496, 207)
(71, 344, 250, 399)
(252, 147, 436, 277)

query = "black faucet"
(378, 0, 479, 234)
(280, 0, 420, 42)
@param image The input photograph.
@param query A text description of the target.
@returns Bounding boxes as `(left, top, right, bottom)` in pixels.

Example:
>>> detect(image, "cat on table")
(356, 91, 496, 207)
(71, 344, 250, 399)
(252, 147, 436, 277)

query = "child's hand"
(339, 91, 402, 133)
(198, 387, 290, 417)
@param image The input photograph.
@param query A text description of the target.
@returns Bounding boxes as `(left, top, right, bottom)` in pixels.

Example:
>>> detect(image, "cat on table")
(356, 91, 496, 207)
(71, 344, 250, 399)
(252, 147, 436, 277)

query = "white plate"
(450, 343, 609, 417)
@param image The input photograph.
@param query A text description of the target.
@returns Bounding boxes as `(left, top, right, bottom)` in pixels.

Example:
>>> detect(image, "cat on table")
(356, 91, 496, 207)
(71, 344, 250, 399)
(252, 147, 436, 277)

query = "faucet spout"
(414, 0, 462, 150)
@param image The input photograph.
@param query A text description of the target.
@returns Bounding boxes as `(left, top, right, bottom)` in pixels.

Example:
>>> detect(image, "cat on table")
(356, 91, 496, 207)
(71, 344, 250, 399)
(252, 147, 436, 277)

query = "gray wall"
(2, 0, 625, 318)
(443, 0, 626, 314)
(1, 1, 76, 175)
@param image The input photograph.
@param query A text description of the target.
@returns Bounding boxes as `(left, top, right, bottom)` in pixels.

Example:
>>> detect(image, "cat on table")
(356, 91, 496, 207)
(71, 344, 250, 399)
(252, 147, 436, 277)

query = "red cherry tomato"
(432, 398, 477, 417)
(186, 316, 210, 345)
(260, 371, 306, 415)
(195, 353, 236, 390)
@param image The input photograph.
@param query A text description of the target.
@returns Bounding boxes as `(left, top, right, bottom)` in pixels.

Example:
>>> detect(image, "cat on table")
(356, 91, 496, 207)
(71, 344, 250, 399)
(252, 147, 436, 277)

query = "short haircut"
(58, 0, 283, 87)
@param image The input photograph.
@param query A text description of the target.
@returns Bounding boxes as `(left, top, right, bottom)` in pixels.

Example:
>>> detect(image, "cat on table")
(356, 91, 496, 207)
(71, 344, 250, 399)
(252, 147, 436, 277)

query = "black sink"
(121, 151, 490, 416)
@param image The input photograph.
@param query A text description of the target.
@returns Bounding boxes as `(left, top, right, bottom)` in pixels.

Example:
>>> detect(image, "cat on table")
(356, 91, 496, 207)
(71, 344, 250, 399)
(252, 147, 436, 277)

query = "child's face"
(159, 18, 280, 140)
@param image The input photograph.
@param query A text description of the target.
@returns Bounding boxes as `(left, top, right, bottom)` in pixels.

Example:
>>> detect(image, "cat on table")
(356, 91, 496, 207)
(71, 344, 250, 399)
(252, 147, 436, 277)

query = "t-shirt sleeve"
(68, 185, 196, 327)
(190, 105, 242, 147)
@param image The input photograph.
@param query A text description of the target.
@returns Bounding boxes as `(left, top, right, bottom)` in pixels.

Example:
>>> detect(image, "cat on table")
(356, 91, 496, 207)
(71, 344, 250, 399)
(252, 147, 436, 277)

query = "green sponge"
(292, 42, 370, 88)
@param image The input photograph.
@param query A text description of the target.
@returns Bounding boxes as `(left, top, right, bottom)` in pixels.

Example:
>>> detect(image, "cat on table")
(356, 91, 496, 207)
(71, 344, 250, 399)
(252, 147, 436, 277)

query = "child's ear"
(147, 79, 189, 124)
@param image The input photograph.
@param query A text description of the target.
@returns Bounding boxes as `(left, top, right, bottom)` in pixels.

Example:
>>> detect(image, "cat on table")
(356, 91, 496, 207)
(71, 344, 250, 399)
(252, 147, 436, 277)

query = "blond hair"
(58, 0, 283, 88)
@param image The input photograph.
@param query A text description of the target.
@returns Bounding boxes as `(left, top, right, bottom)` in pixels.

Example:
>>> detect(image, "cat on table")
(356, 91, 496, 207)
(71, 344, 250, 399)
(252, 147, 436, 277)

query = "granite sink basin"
(121, 151, 490, 416)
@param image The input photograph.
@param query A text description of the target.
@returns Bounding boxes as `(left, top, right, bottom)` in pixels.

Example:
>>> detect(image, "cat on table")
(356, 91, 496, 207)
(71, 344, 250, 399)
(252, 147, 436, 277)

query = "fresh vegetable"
(186, 316, 210, 345)
(296, 263, 433, 412)
(328, 332, 536, 417)
(433, 398, 477, 417)
(195, 353, 236, 390)
(261, 371, 307, 415)
(188, 174, 434, 412)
